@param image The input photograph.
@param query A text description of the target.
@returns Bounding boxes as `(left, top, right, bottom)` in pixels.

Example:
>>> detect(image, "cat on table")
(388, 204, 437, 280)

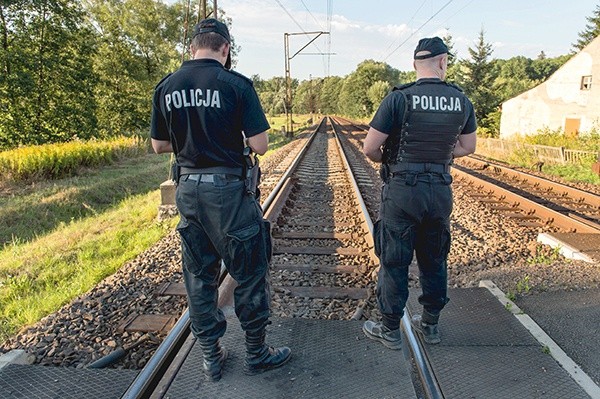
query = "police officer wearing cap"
(362, 37, 477, 348)
(150, 18, 291, 381)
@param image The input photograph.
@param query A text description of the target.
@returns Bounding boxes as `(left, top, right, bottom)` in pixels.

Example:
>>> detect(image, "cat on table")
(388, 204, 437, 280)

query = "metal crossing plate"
(0, 364, 138, 399)
(271, 263, 360, 274)
(277, 285, 367, 300)
(407, 287, 590, 398)
(273, 246, 368, 256)
(163, 317, 417, 398)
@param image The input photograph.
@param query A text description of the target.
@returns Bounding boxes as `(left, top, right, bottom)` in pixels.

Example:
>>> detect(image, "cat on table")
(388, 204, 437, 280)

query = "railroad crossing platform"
(538, 232, 600, 263)
(407, 285, 594, 399)
(1, 285, 599, 398)
(160, 317, 417, 399)
(0, 364, 138, 398)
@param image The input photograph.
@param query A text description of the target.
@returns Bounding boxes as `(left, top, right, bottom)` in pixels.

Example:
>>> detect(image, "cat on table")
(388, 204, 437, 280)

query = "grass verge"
(0, 135, 297, 344)
(0, 190, 177, 343)
(0, 153, 171, 246)
(0, 153, 177, 343)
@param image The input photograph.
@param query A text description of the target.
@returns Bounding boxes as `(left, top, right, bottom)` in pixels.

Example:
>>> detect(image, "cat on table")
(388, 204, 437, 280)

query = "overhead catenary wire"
(382, 0, 454, 62)
(424, 0, 476, 57)
(327, 0, 332, 76)
(300, 0, 324, 30)
(381, 0, 427, 55)
(274, 0, 329, 78)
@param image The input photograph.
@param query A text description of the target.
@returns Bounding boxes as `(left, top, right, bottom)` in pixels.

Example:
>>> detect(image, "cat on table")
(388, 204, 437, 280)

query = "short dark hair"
(191, 31, 228, 52)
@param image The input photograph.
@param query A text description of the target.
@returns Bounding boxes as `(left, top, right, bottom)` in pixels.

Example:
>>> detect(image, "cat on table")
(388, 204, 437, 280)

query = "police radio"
(243, 146, 260, 197)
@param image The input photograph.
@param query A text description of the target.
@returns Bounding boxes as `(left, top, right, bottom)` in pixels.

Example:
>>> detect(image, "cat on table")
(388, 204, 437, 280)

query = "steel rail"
(452, 167, 600, 233)
(329, 116, 444, 399)
(464, 155, 600, 209)
(120, 119, 325, 399)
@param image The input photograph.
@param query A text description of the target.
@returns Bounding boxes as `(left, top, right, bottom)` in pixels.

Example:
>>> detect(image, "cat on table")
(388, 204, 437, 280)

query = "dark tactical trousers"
(175, 174, 272, 341)
(374, 171, 453, 329)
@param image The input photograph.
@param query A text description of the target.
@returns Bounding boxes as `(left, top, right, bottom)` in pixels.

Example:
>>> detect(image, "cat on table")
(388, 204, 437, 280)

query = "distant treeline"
(0, 2, 578, 150)
(253, 32, 570, 137)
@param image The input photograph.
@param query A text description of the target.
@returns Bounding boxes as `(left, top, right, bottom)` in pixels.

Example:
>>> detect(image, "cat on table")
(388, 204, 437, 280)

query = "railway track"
(4, 116, 597, 398)
(120, 117, 441, 399)
(334, 117, 600, 235)
(453, 156, 600, 233)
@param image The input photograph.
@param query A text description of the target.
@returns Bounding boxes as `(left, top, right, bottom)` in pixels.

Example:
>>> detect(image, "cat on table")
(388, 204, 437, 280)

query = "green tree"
(492, 56, 536, 101)
(442, 31, 459, 82)
(86, 0, 180, 136)
(572, 4, 600, 51)
(339, 60, 398, 117)
(0, 0, 98, 148)
(366, 81, 390, 110)
(458, 29, 497, 132)
(397, 70, 416, 84)
(529, 54, 571, 81)
(293, 77, 322, 114)
(256, 76, 292, 116)
(319, 76, 343, 114)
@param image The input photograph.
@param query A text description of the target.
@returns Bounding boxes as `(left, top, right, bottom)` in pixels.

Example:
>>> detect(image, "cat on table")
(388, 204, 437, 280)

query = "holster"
(171, 162, 181, 184)
(379, 163, 390, 183)
(243, 147, 260, 197)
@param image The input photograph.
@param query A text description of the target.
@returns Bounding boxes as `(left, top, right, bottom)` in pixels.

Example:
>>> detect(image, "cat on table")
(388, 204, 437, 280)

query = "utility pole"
(284, 31, 329, 138)
(198, 0, 217, 21)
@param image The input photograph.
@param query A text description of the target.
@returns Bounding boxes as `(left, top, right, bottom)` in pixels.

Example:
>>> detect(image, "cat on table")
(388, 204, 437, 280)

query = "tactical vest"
(382, 80, 468, 165)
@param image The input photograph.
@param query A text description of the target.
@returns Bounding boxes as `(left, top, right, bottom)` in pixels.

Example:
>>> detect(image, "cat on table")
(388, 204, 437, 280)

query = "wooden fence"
(475, 138, 599, 165)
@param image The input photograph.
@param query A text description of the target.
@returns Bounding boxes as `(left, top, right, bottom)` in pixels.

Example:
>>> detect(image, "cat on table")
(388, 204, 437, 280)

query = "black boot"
(411, 309, 441, 344)
(244, 329, 291, 375)
(199, 339, 228, 381)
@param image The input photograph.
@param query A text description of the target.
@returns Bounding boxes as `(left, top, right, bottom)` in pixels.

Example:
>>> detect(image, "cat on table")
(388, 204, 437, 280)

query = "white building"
(500, 36, 600, 139)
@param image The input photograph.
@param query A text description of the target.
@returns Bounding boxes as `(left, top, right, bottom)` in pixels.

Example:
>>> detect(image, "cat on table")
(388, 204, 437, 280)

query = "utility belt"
(172, 164, 244, 184)
(171, 149, 260, 197)
(380, 162, 451, 182)
(180, 166, 243, 176)
(388, 162, 451, 174)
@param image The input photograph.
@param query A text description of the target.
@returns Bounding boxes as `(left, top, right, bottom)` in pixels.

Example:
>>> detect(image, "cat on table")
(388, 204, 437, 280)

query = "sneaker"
(411, 315, 441, 344)
(362, 321, 402, 350)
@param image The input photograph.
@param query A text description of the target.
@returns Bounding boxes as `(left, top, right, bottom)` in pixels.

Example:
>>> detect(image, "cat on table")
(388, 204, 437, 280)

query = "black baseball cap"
(192, 18, 232, 69)
(414, 37, 453, 60)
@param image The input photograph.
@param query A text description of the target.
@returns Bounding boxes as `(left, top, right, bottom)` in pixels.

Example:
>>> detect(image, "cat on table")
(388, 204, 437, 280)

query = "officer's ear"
(221, 43, 230, 57)
(439, 55, 447, 69)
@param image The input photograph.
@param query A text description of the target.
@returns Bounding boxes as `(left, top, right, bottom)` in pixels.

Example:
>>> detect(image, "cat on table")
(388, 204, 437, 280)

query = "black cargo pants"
(374, 171, 453, 329)
(175, 174, 272, 341)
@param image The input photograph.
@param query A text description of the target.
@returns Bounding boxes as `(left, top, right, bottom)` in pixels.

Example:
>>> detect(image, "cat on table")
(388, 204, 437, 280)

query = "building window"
(581, 75, 592, 90)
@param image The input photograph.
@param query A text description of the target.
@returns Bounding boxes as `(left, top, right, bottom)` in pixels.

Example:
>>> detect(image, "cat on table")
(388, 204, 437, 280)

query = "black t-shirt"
(150, 59, 269, 168)
(370, 78, 477, 137)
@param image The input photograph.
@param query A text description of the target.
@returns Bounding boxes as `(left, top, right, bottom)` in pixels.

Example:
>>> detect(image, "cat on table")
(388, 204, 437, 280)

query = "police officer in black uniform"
(150, 18, 291, 381)
(362, 37, 477, 348)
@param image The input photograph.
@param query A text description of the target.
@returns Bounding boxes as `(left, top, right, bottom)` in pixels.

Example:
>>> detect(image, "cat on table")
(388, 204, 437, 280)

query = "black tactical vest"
(382, 79, 468, 165)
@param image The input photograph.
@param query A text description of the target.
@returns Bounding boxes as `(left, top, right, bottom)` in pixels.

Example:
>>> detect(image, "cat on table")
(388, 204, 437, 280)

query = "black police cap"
(192, 18, 232, 69)
(414, 37, 453, 60)
(193, 18, 231, 43)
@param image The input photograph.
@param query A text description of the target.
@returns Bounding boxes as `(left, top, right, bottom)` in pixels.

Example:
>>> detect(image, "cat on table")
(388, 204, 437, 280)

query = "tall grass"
(0, 136, 146, 182)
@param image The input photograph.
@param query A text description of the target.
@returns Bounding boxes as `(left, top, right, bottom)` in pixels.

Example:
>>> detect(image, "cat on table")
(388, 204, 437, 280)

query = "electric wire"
(425, 0, 476, 52)
(381, 0, 427, 55)
(300, 0, 324, 30)
(382, 0, 454, 62)
(274, 0, 324, 51)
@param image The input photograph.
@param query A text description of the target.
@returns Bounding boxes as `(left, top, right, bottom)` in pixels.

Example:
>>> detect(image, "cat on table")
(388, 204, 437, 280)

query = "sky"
(168, 0, 598, 81)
